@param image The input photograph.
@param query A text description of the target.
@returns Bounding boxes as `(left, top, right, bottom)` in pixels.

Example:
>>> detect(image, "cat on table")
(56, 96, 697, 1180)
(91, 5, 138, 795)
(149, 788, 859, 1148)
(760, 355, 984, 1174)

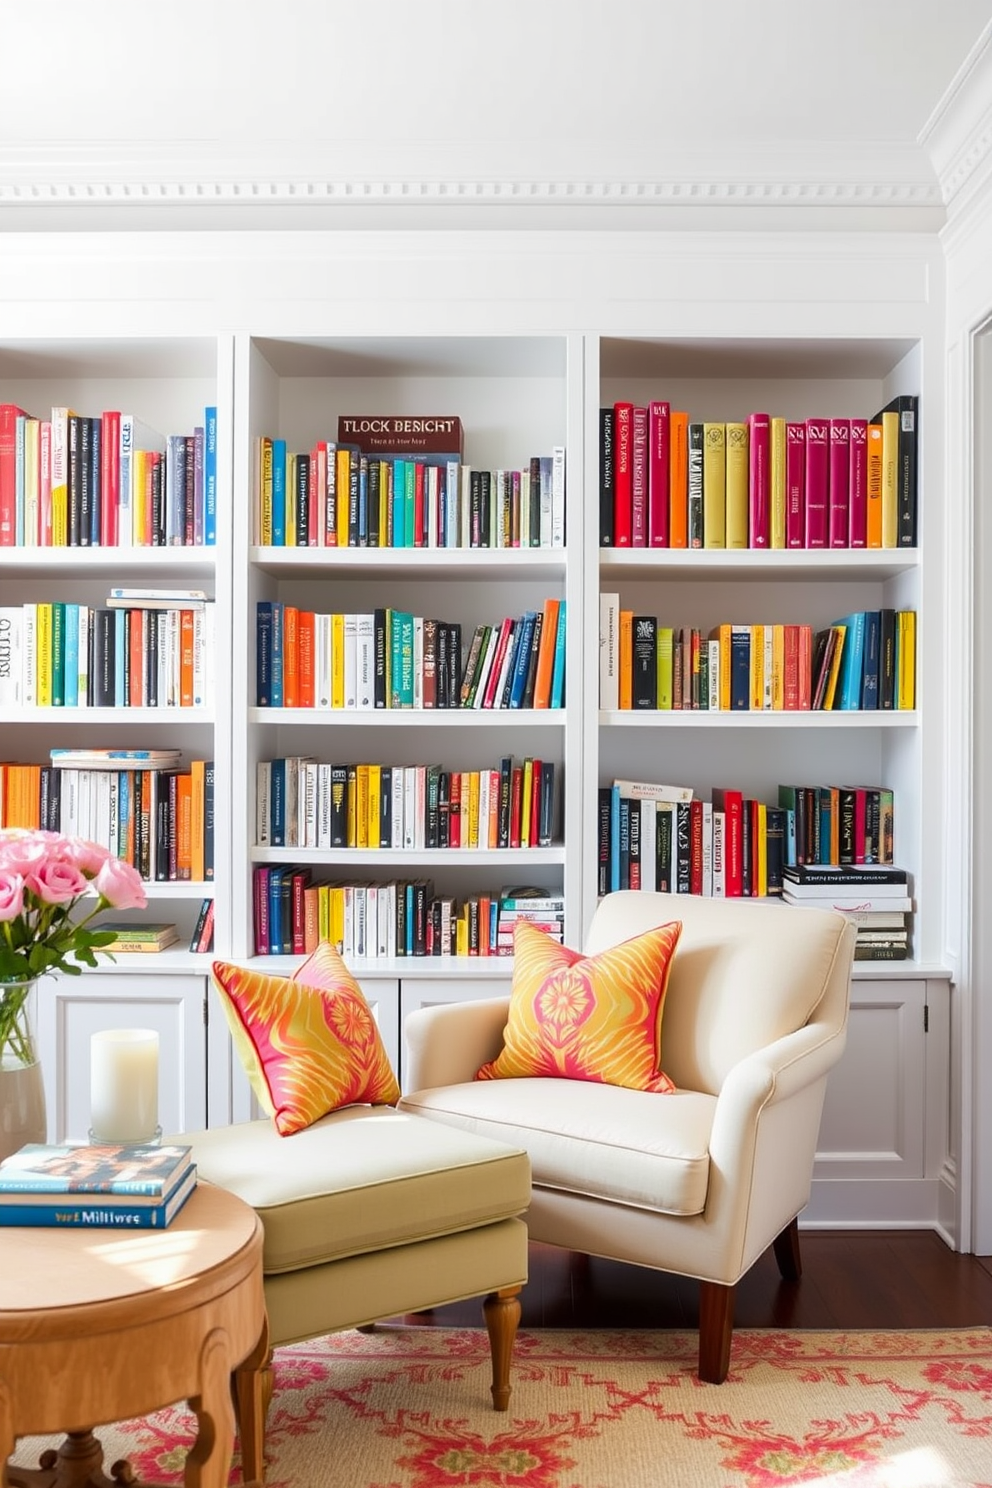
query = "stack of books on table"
(0, 1142, 196, 1228)
(782, 864, 912, 961)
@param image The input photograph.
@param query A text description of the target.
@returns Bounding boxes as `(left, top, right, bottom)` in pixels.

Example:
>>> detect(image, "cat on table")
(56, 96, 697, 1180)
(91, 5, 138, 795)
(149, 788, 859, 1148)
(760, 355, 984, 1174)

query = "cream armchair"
(401, 890, 855, 1383)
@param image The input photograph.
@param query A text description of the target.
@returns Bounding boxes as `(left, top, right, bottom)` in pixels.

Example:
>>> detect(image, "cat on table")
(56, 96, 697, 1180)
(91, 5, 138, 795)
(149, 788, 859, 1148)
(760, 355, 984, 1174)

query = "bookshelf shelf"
(252, 846, 565, 867)
(251, 546, 568, 581)
(0, 546, 217, 578)
(248, 708, 565, 728)
(599, 549, 920, 581)
(599, 710, 919, 729)
(9, 707, 216, 725)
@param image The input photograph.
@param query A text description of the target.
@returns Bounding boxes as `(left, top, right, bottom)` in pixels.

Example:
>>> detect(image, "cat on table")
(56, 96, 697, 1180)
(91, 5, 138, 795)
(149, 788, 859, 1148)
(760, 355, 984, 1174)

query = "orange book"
(176, 772, 193, 880)
(866, 422, 884, 548)
(618, 610, 634, 710)
(282, 606, 299, 708)
(303, 886, 320, 952)
(669, 410, 689, 548)
(531, 597, 560, 709)
(179, 610, 195, 709)
(297, 610, 316, 708)
(189, 758, 205, 884)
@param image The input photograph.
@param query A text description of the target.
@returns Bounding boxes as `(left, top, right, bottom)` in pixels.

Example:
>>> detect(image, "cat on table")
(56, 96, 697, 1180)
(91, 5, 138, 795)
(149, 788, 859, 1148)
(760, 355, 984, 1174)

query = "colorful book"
(0, 1142, 192, 1196)
(0, 1168, 197, 1228)
(804, 418, 829, 547)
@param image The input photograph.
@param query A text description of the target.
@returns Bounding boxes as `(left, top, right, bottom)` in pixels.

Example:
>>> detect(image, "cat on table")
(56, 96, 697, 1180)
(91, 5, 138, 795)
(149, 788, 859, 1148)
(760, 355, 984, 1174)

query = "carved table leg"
(483, 1286, 522, 1412)
(232, 1314, 270, 1487)
(5, 1430, 134, 1488)
(184, 1330, 236, 1488)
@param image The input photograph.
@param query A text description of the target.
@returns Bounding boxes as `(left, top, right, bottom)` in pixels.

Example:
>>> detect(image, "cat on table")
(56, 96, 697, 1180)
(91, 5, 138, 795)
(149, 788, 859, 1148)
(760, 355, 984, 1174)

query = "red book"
(848, 419, 868, 547)
(747, 411, 771, 548)
(786, 422, 806, 549)
(0, 402, 30, 546)
(413, 461, 426, 547)
(689, 799, 704, 894)
(828, 418, 850, 548)
(482, 617, 515, 709)
(711, 788, 743, 897)
(612, 402, 633, 547)
(804, 418, 830, 548)
(799, 624, 813, 709)
(100, 410, 121, 546)
(630, 405, 648, 547)
(448, 772, 462, 849)
(509, 765, 523, 847)
(647, 400, 670, 547)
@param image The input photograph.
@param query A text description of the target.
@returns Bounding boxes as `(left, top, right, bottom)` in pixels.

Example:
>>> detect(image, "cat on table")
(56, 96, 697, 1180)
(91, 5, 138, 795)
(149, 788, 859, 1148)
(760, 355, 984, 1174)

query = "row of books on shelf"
(257, 755, 558, 852)
(0, 1143, 197, 1229)
(255, 414, 566, 550)
(0, 750, 215, 883)
(600, 598, 916, 711)
(256, 598, 566, 711)
(600, 397, 918, 551)
(0, 402, 218, 548)
(0, 593, 215, 709)
(253, 870, 565, 959)
(598, 779, 898, 901)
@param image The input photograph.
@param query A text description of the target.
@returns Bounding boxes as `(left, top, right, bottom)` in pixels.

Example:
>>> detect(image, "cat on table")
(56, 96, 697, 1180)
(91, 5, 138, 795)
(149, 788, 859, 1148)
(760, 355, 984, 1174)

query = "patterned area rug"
(10, 1326, 992, 1487)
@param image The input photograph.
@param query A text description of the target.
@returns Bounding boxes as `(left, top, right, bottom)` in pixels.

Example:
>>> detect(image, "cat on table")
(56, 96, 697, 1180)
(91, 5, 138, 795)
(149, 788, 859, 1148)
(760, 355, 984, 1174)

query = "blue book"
(270, 601, 285, 706)
(610, 784, 621, 893)
(549, 600, 567, 708)
(0, 1141, 191, 1195)
(0, 1167, 197, 1229)
(117, 769, 130, 859)
(88, 415, 101, 546)
(63, 604, 79, 707)
(835, 611, 866, 710)
(268, 866, 285, 952)
(203, 407, 218, 545)
(271, 439, 287, 546)
(405, 883, 415, 955)
(256, 601, 274, 705)
(861, 610, 881, 709)
(507, 612, 537, 709)
(270, 759, 286, 848)
(403, 462, 416, 548)
(729, 626, 750, 710)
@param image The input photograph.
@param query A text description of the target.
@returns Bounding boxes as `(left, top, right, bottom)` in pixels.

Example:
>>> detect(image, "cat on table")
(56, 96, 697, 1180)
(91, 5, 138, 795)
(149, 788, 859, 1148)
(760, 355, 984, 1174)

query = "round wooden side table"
(0, 1181, 268, 1488)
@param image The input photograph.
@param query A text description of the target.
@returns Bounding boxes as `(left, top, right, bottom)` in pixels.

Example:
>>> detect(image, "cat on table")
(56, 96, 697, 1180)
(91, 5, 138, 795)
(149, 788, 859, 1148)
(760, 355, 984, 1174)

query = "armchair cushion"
(211, 944, 400, 1135)
(477, 918, 682, 1093)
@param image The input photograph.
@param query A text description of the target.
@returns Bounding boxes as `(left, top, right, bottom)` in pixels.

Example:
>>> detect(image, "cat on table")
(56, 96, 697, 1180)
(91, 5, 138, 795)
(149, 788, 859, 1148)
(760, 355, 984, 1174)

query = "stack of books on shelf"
(599, 597, 916, 712)
(100, 921, 180, 953)
(0, 402, 217, 548)
(254, 413, 566, 550)
(781, 864, 913, 960)
(256, 597, 566, 711)
(599, 395, 917, 551)
(495, 887, 566, 952)
(0, 1142, 197, 1229)
(0, 590, 216, 710)
(0, 749, 217, 883)
(256, 755, 556, 852)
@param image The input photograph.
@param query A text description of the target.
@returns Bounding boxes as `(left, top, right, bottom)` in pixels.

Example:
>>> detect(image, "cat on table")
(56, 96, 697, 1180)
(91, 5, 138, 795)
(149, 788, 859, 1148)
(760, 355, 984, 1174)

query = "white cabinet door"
(35, 972, 208, 1143)
(398, 975, 512, 1089)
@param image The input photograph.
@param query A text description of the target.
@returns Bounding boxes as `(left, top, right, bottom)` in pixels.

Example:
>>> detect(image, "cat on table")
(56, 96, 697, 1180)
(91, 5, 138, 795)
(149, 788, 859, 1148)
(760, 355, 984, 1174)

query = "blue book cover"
(63, 605, 79, 707)
(0, 1168, 197, 1229)
(267, 866, 285, 952)
(730, 627, 750, 710)
(404, 462, 416, 548)
(117, 769, 130, 858)
(549, 600, 567, 708)
(396, 612, 415, 707)
(271, 438, 287, 546)
(270, 759, 286, 847)
(610, 784, 621, 893)
(405, 883, 415, 955)
(390, 460, 407, 547)
(256, 601, 274, 705)
(861, 609, 881, 709)
(88, 415, 101, 546)
(270, 601, 284, 707)
(835, 611, 866, 710)
(203, 406, 217, 545)
(508, 612, 537, 708)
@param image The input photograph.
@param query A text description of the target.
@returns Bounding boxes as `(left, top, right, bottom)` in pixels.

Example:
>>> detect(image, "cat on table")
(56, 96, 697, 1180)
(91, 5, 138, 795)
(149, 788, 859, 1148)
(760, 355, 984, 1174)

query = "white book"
(444, 461, 460, 548)
(356, 612, 375, 710)
(98, 772, 114, 855)
(539, 455, 553, 548)
(403, 766, 417, 849)
(22, 604, 37, 707)
(701, 801, 714, 896)
(641, 798, 657, 892)
(77, 769, 94, 842)
(60, 769, 79, 836)
(711, 810, 726, 898)
(440, 896, 453, 955)
(315, 612, 332, 709)
(458, 464, 472, 547)
(354, 885, 368, 959)
(256, 761, 271, 845)
(613, 778, 694, 802)
(343, 613, 358, 709)
(426, 465, 440, 548)
(783, 892, 915, 913)
(302, 760, 319, 848)
(391, 772, 404, 852)
(22, 416, 40, 548)
(0, 607, 22, 707)
(600, 592, 619, 710)
(519, 468, 531, 548)
(342, 886, 355, 960)
(551, 444, 566, 548)
(383, 882, 396, 959)
(317, 762, 332, 849)
(366, 884, 379, 958)
(478, 768, 491, 849)
(413, 765, 427, 851)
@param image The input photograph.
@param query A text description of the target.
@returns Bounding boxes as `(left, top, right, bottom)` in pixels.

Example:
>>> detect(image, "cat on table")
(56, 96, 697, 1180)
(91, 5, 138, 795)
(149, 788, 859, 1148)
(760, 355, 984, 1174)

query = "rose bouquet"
(0, 829, 147, 1063)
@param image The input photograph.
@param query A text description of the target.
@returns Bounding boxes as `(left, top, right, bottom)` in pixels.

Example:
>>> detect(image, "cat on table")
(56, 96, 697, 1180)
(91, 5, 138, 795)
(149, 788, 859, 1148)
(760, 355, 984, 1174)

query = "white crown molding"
(920, 20, 992, 210)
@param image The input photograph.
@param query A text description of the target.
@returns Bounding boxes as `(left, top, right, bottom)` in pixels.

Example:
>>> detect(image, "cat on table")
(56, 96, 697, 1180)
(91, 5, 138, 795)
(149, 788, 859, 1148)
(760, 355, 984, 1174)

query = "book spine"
(786, 422, 806, 548)
(828, 418, 851, 548)
(747, 412, 771, 548)
(599, 408, 614, 546)
(804, 418, 829, 547)
(848, 418, 868, 547)
(647, 401, 670, 547)
(613, 402, 633, 547)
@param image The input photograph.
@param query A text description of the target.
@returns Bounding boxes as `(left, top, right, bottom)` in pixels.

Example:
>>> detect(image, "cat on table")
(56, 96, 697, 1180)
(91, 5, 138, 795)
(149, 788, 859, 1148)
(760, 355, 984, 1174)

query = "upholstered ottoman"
(176, 1106, 531, 1410)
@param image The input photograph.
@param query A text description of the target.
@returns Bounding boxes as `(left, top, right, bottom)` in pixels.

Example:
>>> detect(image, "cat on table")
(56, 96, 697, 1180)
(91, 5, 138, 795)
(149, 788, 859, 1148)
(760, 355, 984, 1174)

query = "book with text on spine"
(0, 1167, 197, 1228)
(0, 1142, 192, 1195)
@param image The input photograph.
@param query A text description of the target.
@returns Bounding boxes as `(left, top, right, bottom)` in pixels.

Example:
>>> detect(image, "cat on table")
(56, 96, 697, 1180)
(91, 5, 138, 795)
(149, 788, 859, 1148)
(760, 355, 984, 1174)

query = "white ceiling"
(1, 0, 990, 230)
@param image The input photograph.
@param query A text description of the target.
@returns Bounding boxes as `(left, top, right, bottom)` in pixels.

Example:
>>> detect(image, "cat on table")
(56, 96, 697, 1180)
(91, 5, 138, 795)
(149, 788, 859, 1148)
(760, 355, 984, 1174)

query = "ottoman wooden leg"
(482, 1286, 522, 1412)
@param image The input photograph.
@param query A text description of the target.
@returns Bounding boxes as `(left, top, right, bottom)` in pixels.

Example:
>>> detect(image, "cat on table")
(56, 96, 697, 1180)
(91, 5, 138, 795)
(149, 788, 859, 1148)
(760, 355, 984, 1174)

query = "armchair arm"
(403, 997, 510, 1091)
(709, 1015, 847, 1162)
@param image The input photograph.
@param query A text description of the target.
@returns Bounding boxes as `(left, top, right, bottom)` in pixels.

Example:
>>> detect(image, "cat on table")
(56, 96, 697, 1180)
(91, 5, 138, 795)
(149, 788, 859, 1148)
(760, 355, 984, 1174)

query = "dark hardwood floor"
(414, 1233, 992, 1333)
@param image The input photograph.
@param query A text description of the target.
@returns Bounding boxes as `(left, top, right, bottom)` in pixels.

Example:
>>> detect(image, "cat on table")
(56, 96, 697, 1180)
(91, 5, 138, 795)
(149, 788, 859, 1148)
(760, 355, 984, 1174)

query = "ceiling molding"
(920, 20, 992, 209)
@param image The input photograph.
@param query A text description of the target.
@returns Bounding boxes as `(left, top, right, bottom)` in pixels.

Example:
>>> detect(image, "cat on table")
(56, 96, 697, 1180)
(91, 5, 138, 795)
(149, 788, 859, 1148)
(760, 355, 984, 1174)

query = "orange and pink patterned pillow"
(211, 943, 400, 1135)
(476, 918, 682, 1092)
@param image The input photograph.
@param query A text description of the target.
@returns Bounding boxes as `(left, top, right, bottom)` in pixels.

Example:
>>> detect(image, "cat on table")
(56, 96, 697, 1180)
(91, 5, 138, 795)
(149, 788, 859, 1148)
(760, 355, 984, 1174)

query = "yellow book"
(520, 759, 534, 848)
(367, 763, 381, 848)
(318, 884, 331, 944)
(455, 911, 469, 958)
(336, 448, 351, 548)
(355, 764, 369, 849)
(770, 416, 787, 549)
(257, 436, 273, 545)
(710, 623, 733, 711)
(702, 423, 726, 547)
(131, 449, 146, 547)
(36, 602, 53, 706)
(770, 624, 785, 710)
(866, 422, 884, 547)
(50, 407, 75, 547)
(618, 610, 634, 710)
(879, 410, 899, 548)
(331, 613, 345, 710)
(285, 452, 297, 546)
(467, 771, 481, 849)
(897, 610, 916, 709)
(749, 623, 765, 710)
(823, 624, 847, 709)
(329, 885, 345, 952)
(755, 801, 768, 896)
(378, 461, 390, 547)
(656, 626, 674, 710)
(725, 421, 749, 549)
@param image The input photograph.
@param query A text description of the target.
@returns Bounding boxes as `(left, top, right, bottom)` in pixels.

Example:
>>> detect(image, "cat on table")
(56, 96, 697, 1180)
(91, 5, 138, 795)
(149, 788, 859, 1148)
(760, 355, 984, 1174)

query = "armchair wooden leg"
(772, 1216, 803, 1282)
(482, 1286, 522, 1412)
(698, 1280, 735, 1384)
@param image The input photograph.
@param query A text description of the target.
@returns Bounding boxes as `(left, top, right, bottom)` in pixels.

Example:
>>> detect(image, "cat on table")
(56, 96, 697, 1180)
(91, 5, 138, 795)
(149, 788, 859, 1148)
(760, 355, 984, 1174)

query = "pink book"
(100, 409, 121, 547)
(747, 411, 771, 548)
(647, 400, 670, 546)
(828, 418, 851, 548)
(848, 418, 868, 547)
(613, 402, 632, 547)
(40, 419, 52, 546)
(631, 405, 648, 547)
(786, 422, 806, 549)
(804, 418, 830, 548)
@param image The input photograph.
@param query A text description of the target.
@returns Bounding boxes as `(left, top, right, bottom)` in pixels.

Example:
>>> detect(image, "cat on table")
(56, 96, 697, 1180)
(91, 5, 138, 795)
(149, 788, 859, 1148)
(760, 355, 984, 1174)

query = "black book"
(150, 451, 166, 545)
(438, 771, 451, 848)
(497, 756, 512, 849)
(656, 804, 674, 892)
(347, 452, 360, 546)
(628, 794, 641, 889)
(478, 469, 492, 547)
(411, 879, 431, 956)
(599, 406, 615, 547)
(425, 764, 441, 849)
(632, 616, 658, 709)
(784, 863, 908, 886)
(838, 788, 857, 865)
(878, 608, 897, 709)
(873, 393, 918, 547)
(184, 433, 196, 545)
(446, 622, 462, 710)
(538, 760, 555, 848)
(436, 624, 450, 709)
(295, 453, 310, 546)
(429, 897, 443, 955)
(329, 765, 348, 848)
(520, 613, 544, 709)
(77, 414, 93, 547)
(469, 469, 483, 547)
(740, 798, 753, 897)
(189, 897, 211, 953)
(766, 806, 786, 896)
(145, 609, 159, 707)
(379, 765, 393, 848)
(688, 422, 705, 548)
(618, 795, 630, 890)
(154, 773, 173, 882)
(366, 457, 381, 547)
(528, 455, 542, 548)
(203, 761, 215, 880)
(597, 786, 612, 898)
(675, 800, 691, 894)
(67, 413, 82, 546)
(92, 608, 116, 707)
(373, 608, 387, 708)
(87, 414, 101, 545)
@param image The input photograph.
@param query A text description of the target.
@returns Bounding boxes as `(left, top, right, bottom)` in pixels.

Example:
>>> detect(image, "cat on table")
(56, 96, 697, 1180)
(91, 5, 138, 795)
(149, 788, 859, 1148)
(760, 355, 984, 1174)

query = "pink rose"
(26, 858, 89, 906)
(0, 833, 51, 879)
(94, 857, 147, 911)
(64, 837, 111, 879)
(0, 870, 25, 922)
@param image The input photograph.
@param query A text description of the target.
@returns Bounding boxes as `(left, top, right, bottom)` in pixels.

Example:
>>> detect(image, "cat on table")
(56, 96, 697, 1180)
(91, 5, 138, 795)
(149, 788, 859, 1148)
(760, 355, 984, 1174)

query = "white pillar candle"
(90, 1029, 160, 1144)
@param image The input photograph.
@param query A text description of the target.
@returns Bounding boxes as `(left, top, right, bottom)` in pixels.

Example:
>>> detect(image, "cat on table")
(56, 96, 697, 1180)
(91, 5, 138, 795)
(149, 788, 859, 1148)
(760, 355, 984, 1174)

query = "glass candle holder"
(89, 1028, 161, 1146)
